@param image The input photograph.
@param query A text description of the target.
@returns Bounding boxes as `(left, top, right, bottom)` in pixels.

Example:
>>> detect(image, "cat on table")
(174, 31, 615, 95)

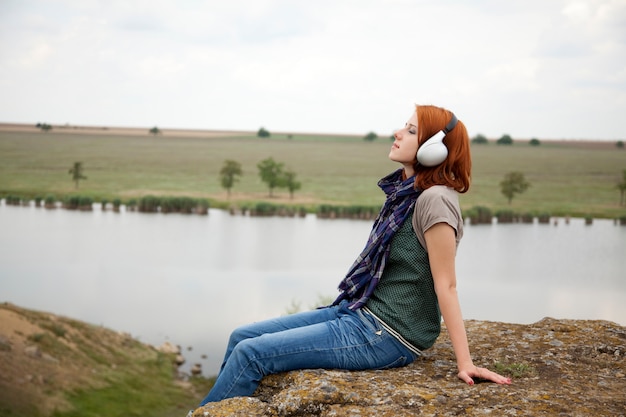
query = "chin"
(388, 153, 408, 165)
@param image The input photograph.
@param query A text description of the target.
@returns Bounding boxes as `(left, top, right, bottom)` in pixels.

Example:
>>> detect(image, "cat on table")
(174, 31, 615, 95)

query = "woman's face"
(389, 111, 419, 175)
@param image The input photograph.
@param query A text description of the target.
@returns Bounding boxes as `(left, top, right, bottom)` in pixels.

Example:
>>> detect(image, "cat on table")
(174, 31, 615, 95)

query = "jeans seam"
(355, 308, 379, 334)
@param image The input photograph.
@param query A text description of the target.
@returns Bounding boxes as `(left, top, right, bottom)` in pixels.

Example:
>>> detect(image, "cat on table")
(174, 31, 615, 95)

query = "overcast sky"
(1, 0, 625, 140)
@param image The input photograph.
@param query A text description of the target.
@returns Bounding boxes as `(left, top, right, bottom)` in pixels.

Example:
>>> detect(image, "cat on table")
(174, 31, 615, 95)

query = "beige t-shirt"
(411, 185, 463, 250)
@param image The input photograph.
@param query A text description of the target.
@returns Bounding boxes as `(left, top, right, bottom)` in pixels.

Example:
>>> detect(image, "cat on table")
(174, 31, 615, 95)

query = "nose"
(393, 130, 400, 139)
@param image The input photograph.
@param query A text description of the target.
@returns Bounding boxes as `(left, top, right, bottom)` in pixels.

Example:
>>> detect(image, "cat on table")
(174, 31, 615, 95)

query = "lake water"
(1, 202, 625, 376)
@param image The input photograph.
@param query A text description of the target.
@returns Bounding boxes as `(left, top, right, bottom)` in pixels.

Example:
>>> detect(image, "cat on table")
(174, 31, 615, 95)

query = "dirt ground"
(0, 122, 250, 138)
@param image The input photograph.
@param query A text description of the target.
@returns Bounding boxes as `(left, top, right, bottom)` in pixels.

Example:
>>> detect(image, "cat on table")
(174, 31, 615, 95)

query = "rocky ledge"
(191, 318, 625, 417)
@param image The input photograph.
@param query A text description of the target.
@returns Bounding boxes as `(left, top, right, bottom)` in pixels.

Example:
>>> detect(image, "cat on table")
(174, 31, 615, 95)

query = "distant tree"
(364, 131, 378, 142)
(500, 171, 530, 204)
(497, 134, 513, 145)
(283, 169, 301, 199)
(529, 138, 541, 146)
(149, 126, 161, 136)
(37, 122, 52, 132)
(257, 127, 270, 138)
(257, 157, 284, 197)
(617, 140, 624, 149)
(617, 169, 626, 206)
(472, 134, 488, 144)
(68, 162, 87, 189)
(219, 160, 243, 198)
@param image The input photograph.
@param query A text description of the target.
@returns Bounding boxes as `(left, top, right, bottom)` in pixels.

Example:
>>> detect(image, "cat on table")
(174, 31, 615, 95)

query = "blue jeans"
(199, 301, 418, 405)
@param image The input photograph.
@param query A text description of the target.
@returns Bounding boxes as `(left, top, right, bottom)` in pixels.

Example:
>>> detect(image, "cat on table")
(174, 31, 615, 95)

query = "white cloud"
(1, 0, 625, 139)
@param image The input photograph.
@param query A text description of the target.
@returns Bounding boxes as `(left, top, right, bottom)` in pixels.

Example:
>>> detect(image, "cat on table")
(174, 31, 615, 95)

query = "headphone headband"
(443, 113, 458, 134)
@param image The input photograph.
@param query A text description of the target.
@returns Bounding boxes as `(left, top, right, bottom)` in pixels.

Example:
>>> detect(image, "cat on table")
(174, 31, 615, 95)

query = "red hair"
(414, 105, 471, 193)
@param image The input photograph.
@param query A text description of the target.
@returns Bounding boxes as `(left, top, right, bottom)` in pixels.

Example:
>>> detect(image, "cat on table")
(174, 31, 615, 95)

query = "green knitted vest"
(364, 213, 441, 351)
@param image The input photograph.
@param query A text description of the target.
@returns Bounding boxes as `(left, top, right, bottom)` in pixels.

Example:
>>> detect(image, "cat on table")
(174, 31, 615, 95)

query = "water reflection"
(0, 203, 624, 375)
(457, 219, 626, 324)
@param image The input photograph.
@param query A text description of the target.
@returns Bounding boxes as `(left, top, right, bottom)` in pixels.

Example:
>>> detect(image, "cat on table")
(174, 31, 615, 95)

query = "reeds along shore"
(3, 195, 626, 225)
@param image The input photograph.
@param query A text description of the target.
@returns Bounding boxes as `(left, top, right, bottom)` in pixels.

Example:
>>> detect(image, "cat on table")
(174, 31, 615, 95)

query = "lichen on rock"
(193, 318, 626, 417)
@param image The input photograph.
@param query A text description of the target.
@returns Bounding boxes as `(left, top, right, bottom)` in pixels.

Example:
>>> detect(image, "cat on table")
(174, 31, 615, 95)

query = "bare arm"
(424, 223, 511, 385)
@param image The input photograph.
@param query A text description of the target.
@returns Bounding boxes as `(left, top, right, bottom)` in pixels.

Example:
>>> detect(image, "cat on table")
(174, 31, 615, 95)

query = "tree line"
(220, 157, 301, 199)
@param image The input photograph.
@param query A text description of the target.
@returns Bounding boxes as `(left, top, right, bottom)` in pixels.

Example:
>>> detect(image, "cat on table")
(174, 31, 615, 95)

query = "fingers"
(458, 367, 512, 385)
(457, 371, 475, 385)
(481, 368, 512, 385)
(495, 373, 512, 385)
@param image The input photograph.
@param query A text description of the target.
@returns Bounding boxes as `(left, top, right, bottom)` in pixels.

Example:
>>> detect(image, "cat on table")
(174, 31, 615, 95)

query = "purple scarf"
(332, 169, 422, 310)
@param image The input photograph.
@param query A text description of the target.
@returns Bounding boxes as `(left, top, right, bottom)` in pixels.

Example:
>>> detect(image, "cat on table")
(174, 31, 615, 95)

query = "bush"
(131, 195, 211, 215)
(37, 122, 52, 132)
(161, 197, 186, 213)
(5, 195, 21, 206)
(233, 202, 306, 217)
(44, 195, 56, 209)
(495, 209, 516, 223)
(466, 206, 493, 225)
(79, 196, 93, 211)
(317, 204, 335, 218)
(195, 199, 210, 215)
(537, 213, 551, 224)
(63, 195, 80, 210)
(138, 195, 161, 213)
(471, 134, 488, 144)
(126, 199, 138, 211)
(342, 205, 377, 220)
(520, 212, 534, 223)
(364, 132, 378, 142)
(63, 195, 93, 210)
(177, 197, 197, 214)
(251, 202, 277, 216)
(316, 204, 378, 219)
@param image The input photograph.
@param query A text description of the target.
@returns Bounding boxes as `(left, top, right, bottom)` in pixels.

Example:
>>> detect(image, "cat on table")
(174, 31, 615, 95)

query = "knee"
(228, 324, 254, 346)
(229, 338, 259, 365)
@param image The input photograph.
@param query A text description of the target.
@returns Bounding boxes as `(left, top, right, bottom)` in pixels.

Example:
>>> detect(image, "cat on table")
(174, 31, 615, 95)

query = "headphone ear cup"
(416, 131, 448, 166)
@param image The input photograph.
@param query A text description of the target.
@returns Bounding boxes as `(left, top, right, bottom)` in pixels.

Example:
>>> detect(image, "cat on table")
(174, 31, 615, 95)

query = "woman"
(195, 104, 511, 409)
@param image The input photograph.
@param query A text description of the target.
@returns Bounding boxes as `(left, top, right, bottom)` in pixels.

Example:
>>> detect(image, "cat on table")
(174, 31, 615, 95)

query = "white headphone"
(416, 113, 458, 167)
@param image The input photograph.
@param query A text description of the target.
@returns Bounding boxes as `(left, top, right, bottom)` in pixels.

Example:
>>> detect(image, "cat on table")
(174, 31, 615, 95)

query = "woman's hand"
(458, 365, 512, 385)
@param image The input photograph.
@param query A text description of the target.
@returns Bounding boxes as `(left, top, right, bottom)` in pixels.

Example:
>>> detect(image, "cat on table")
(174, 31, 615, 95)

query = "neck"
(402, 164, 415, 179)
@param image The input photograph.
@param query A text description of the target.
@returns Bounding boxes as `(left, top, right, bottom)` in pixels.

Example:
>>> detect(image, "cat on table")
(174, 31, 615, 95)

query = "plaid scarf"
(332, 169, 422, 310)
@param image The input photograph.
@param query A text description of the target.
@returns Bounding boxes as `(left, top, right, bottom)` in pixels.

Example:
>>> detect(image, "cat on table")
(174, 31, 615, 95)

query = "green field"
(1, 128, 625, 219)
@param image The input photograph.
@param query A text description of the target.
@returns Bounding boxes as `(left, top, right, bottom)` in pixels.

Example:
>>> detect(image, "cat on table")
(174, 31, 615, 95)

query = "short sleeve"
(411, 186, 463, 251)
